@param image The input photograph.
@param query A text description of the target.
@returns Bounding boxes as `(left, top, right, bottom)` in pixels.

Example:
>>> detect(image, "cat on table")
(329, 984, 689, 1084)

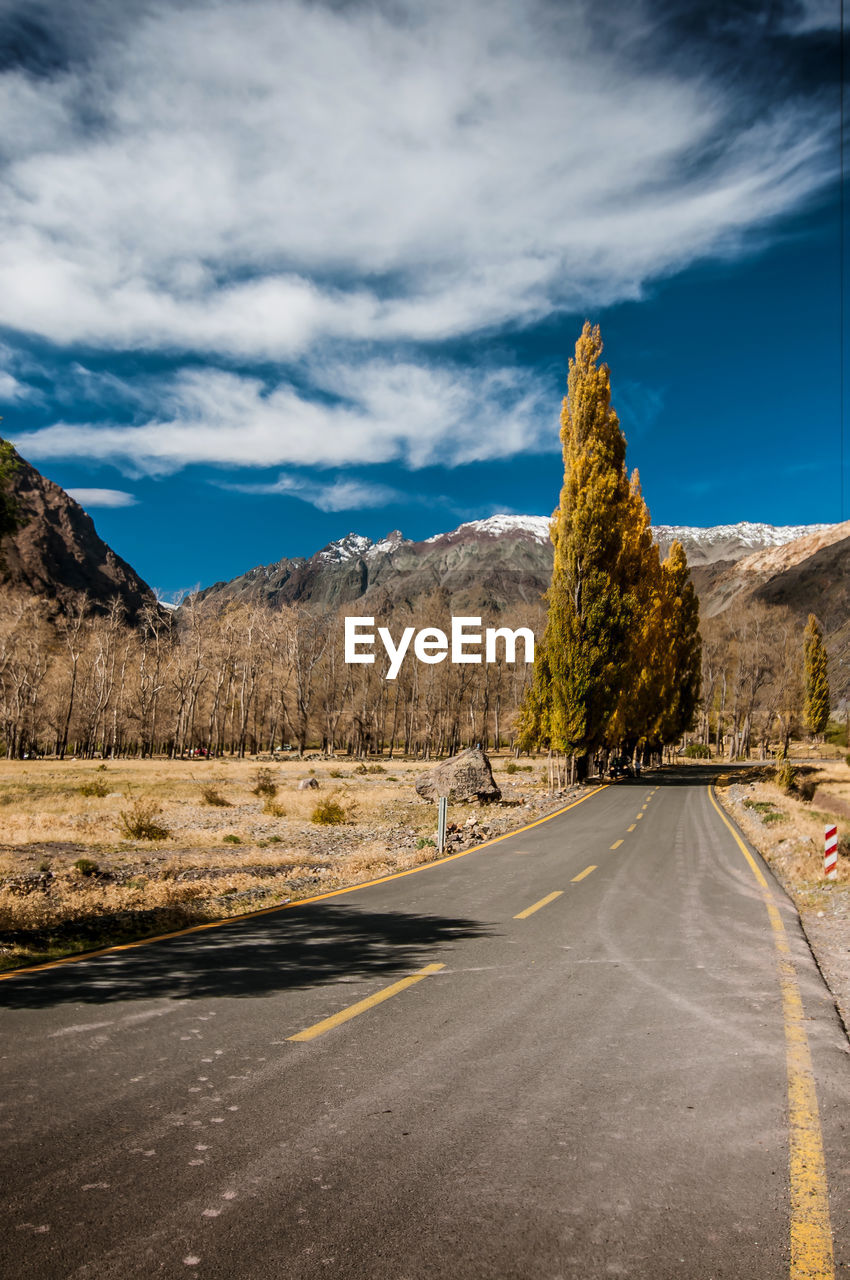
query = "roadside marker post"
(824, 824, 838, 880)
(437, 796, 448, 853)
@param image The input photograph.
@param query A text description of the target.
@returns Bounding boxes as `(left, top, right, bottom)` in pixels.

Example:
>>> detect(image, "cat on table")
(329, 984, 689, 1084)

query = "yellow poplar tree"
(523, 322, 644, 773)
(654, 540, 701, 747)
(605, 470, 666, 751)
(803, 613, 830, 738)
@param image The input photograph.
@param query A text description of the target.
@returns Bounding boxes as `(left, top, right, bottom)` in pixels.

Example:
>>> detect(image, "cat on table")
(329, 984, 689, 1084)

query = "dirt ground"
(0, 754, 577, 970)
(717, 760, 850, 1035)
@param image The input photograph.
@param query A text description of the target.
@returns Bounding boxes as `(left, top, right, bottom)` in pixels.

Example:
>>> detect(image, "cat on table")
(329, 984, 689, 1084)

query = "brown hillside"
(0, 444, 157, 620)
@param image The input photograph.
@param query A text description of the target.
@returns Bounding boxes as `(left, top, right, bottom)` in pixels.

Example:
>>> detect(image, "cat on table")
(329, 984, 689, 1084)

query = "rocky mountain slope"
(0, 443, 157, 620)
(194, 513, 842, 615)
(192, 512, 850, 704)
(194, 518, 556, 617)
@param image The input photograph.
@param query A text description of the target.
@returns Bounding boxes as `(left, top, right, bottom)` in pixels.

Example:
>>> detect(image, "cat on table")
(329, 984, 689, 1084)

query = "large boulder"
(415, 748, 501, 804)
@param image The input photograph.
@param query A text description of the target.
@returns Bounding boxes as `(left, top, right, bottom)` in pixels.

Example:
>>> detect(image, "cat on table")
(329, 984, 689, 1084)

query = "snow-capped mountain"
(653, 521, 834, 567)
(425, 515, 552, 545)
(310, 514, 837, 570)
(193, 513, 842, 616)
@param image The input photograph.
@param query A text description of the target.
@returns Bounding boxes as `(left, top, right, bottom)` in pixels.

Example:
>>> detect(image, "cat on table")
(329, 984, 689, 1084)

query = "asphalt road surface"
(1, 766, 848, 1280)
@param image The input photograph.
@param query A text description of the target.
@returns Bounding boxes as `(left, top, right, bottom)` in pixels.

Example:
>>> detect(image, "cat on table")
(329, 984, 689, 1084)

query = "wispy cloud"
(0, 0, 834, 360)
(14, 358, 558, 473)
(223, 473, 411, 513)
(65, 487, 138, 508)
(0, 370, 32, 402)
(0, 0, 837, 482)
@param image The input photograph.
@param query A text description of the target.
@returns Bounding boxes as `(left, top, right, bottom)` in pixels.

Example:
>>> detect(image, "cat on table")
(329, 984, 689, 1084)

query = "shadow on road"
(612, 763, 773, 788)
(0, 902, 493, 1011)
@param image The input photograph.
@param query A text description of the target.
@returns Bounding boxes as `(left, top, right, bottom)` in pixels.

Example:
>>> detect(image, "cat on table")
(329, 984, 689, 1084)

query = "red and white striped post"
(824, 824, 838, 880)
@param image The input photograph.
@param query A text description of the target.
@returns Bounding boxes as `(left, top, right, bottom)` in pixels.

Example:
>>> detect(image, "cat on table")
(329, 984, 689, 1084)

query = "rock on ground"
(415, 748, 501, 804)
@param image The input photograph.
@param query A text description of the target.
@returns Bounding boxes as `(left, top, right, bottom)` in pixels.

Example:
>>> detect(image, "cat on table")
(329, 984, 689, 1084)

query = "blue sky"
(0, 0, 845, 597)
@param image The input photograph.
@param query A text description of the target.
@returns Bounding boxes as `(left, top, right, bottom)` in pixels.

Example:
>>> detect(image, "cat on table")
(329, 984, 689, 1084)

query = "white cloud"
(0, 0, 834, 360)
(224, 473, 410, 512)
(0, 370, 30, 402)
(14, 357, 557, 473)
(65, 487, 138, 508)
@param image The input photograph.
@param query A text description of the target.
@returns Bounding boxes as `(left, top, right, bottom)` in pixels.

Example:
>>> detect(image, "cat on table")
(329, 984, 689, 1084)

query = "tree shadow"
(627, 763, 772, 787)
(0, 902, 494, 1011)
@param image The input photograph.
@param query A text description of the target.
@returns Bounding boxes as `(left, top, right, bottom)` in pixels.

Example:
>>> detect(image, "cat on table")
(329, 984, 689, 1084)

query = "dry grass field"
(0, 754, 552, 970)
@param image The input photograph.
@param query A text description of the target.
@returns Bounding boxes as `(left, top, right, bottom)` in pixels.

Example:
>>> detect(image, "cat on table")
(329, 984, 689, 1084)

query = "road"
(1, 766, 848, 1279)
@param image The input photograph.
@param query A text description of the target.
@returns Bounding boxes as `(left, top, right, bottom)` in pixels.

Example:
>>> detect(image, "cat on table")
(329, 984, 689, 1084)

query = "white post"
(437, 796, 448, 853)
(825, 824, 838, 880)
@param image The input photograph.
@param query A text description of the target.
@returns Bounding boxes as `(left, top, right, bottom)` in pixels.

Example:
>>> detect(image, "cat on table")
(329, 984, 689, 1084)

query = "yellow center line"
(514, 890, 564, 919)
(610, 839, 624, 850)
(571, 865, 596, 882)
(641, 803, 649, 810)
(635, 813, 644, 820)
(288, 962, 445, 1042)
(627, 824, 636, 832)
(708, 786, 835, 1280)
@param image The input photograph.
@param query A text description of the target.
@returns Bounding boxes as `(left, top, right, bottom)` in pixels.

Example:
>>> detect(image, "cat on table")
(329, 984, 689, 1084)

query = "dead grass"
(0, 753, 554, 970)
(716, 760, 850, 921)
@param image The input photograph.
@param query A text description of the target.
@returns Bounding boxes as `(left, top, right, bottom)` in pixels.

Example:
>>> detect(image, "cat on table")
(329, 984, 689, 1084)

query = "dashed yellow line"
(514, 890, 564, 920)
(288, 962, 445, 1042)
(708, 786, 834, 1280)
(627, 824, 636, 832)
(610, 839, 623, 850)
(571, 865, 597, 883)
(635, 813, 644, 821)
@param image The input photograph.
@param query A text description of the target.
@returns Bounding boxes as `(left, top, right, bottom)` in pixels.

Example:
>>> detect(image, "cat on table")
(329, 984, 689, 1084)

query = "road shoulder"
(716, 779, 850, 1039)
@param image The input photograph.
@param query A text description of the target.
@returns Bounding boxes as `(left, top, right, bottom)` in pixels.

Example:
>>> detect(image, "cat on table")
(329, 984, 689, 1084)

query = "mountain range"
(192, 512, 849, 620)
(1, 446, 847, 704)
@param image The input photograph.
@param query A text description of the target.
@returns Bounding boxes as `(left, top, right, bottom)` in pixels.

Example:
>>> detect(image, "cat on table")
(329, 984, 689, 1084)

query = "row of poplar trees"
(518, 322, 701, 778)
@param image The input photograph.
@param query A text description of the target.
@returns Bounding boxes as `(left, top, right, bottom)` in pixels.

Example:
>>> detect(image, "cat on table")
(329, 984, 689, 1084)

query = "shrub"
(775, 760, 796, 794)
(415, 836, 436, 849)
(353, 763, 369, 774)
(72, 858, 99, 877)
(201, 784, 230, 807)
(505, 761, 518, 774)
(367, 764, 386, 774)
(684, 743, 711, 759)
(263, 798, 286, 818)
(312, 796, 348, 825)
(252, 768, 277, 798)
(223, 834, 241, 845)
(744, 799, 785, 825)
(796, 777, 817, 803)
(118, 797, 170, 841)
(329, 769, 344, 778)
(79, 780, 109, 797)
(845, 753, 850, 767)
